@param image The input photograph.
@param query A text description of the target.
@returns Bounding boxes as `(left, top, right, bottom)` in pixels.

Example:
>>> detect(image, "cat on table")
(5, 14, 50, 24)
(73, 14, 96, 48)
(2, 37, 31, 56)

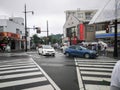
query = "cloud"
(0, 0, 108, 36)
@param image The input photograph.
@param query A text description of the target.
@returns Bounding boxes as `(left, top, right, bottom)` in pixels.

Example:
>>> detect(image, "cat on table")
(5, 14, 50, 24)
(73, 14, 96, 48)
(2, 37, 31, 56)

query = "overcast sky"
(0, 0, 108, 36)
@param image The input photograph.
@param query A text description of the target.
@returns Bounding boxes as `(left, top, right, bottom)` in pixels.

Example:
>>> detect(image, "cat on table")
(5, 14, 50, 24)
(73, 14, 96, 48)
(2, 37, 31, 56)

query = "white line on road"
(82, 76, 111, 82)
(0, 72, 42, 79)
(0, 63, 35, 68)
(85, 84, 110, 90)
(75, 60, 117, 63)
(0, 77, 47, 88)
(78, 64, 114, 68)
(75, 58, 84, 90)
(0, 65, 37, 71)
(31, 58, 61, 90)
(77, 62, 116, 65)
(0, 60, 33, 65)
(23, 85, 54, 90)
(0, 68, 39, 74)
(79, 67, 113, 71)
(81, 71, 112, 76)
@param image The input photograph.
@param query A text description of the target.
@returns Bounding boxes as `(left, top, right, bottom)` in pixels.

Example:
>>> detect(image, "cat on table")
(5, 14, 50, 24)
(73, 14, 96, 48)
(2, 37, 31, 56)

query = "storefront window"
(0, 26, 4, 32)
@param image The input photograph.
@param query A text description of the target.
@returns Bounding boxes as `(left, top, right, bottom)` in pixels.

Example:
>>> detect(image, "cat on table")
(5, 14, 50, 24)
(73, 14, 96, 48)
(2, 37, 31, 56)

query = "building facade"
(94, 21, 120, 46)
(0, 17, 30, 51)
(63, 9, 97, 45)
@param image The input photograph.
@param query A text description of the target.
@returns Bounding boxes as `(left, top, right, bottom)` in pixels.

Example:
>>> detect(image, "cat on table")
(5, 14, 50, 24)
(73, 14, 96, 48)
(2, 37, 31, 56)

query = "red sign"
(79, 24, 84, 40)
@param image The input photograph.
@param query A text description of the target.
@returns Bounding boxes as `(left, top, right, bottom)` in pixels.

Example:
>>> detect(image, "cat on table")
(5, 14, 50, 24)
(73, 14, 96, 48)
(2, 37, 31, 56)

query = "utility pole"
(24, 4, 34, 52)
(113, 0, 118, 57)
(47, 20, 49, 37)
(46, 20, 49, 44)
(24, 4, 27, 52)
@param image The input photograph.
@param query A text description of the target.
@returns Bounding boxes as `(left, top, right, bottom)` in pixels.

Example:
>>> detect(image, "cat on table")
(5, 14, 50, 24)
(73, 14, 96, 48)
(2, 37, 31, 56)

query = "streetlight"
(24, 4, 34, 52)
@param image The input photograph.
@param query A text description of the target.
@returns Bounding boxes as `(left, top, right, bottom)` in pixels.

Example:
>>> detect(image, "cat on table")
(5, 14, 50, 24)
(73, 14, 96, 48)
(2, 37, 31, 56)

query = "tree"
(32, 34, 40, 46)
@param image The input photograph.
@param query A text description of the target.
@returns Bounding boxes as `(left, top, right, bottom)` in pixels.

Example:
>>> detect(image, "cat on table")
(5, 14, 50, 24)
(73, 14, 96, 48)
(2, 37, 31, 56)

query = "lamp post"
(24, 4, 34, 52)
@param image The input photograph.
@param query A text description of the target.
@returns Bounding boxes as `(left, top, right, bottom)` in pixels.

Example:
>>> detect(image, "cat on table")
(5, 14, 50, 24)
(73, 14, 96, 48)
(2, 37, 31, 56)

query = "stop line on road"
(75, 57, 117, 90)
(0, 57, 60, 90)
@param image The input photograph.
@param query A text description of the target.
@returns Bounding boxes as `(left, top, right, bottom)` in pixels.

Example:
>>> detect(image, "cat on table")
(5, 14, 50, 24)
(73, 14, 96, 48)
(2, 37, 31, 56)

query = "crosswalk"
(0, 56, 60, 90)
(75, 57, 117, 90)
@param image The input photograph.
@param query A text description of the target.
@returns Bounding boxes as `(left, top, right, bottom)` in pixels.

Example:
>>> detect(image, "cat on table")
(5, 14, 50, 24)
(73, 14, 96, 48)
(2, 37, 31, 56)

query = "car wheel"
(84, 53, 90, 59)
(65, 53, 70, 57)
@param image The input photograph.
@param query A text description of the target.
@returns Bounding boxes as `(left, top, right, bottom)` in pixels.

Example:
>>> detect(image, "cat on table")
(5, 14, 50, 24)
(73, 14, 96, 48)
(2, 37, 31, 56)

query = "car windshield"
(43, 45, 53, 49)
(79, 46, 87, 50)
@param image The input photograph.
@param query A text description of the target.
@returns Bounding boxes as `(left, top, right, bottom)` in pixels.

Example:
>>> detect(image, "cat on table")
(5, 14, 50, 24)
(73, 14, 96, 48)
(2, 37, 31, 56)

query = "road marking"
(85, 84, 110, 90)
(0, 59, 32, 64)
(0, 65, 37, 71)
(77, 62, 116, 65)
(31, 58, 61, 90)
(75, 58, 84, 90)
(82, 76, 110, 82)
(23, 85, 54, 90)
(0, 72, 42, 79)
(0, 63, 35, 68)
(75, 57, 117, 90)
(0, 68, 39, 74)
(81, 71, 111, 76)
(0, 77, 47, 88)
(78, 64, 114, 68)
(75, 60, 117, 62)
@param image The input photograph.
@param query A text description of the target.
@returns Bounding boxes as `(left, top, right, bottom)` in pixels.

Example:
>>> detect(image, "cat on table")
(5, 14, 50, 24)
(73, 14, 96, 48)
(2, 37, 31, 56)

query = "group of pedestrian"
(83, 42, 107, 56)
(0, 44, 11, 52)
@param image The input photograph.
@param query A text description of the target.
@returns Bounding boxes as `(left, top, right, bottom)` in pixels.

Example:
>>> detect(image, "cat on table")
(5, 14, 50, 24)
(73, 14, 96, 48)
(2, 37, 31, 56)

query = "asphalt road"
(28, 51, 79, 90)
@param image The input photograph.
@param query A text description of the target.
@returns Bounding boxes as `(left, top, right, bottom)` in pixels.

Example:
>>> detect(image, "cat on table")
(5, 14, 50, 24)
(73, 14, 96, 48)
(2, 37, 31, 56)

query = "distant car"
(64, 45, 98, 58)
(38, 45, 56, 56)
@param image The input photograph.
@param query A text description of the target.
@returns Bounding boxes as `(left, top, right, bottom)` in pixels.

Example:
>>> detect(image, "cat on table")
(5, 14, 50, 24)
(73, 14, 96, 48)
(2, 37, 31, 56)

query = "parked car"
(38, 45, 56, 56)
(64, 45, 98, 58)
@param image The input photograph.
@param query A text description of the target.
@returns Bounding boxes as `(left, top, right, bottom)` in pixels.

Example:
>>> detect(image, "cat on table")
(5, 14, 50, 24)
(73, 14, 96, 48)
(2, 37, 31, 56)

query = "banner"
(79, 24, 84, 40)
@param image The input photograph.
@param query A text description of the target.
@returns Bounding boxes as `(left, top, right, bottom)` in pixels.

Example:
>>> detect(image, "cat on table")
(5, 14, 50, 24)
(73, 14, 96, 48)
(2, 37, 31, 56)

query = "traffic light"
(36, 27, 41, 33)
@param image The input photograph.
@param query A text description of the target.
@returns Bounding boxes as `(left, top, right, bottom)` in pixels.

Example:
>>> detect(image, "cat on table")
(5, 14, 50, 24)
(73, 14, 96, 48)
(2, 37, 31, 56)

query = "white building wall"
(0, 17, 31, 50)
(6, 20, 24, 33)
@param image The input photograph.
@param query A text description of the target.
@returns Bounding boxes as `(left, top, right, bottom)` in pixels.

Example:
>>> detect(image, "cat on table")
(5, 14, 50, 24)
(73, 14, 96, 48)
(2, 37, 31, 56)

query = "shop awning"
(96, 33, 120, 38)
(0, 32, 20, 39)
(89, 0, 120, 24)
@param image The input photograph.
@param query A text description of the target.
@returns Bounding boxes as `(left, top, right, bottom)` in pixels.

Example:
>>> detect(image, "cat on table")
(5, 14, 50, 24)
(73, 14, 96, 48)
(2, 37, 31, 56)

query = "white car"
(38, 45, 55, 56)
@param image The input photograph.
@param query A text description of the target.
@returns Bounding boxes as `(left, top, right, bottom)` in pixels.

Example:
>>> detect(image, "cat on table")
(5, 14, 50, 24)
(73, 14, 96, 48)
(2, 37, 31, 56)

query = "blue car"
(64, 45, 98, 58)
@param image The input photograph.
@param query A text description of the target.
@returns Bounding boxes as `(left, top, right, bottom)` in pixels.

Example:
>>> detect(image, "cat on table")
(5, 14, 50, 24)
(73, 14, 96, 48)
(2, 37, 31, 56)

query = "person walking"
(97, 43, 101, 55)
(110, 60, 120, 90)
(102, 45, 107, 56)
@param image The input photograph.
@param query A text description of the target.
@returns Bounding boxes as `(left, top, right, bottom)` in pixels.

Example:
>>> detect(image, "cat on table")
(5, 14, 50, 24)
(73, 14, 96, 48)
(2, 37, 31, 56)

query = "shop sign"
(0, 32, 20, 39)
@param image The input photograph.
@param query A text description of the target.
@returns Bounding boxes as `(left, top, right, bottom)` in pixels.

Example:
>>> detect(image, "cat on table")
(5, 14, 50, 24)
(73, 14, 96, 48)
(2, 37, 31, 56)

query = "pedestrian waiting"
(5, 44, 11, 52)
